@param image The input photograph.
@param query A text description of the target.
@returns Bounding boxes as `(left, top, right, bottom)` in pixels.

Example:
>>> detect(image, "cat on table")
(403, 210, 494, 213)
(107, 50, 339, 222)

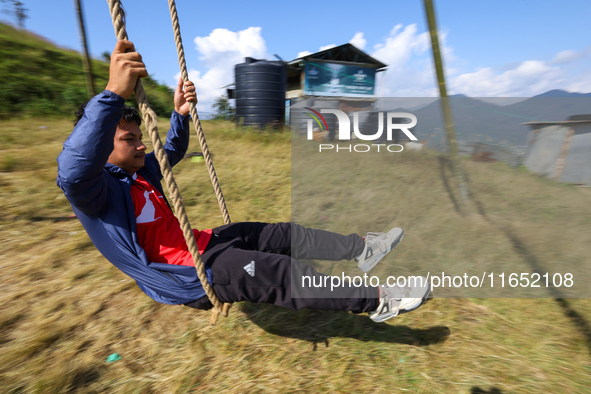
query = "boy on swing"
(57, 40, 430, 323)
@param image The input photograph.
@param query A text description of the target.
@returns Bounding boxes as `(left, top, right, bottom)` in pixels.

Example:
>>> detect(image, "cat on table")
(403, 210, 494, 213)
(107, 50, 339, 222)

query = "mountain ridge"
(400, 92, 591, 148)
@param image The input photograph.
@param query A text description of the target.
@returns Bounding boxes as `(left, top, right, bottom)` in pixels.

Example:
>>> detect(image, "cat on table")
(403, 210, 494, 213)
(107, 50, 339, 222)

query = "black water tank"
(235, 57, 286, 127)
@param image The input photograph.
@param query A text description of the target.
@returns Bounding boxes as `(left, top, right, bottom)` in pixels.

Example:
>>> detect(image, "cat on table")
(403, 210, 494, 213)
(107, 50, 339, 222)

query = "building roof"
(523, 120, 591, 126)
(287, 43, 387, 70)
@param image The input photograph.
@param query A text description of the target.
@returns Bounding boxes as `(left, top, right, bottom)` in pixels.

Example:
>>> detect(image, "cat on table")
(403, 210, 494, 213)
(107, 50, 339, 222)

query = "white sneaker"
(355, 228, 404, 272)
(369, 276, 430, 323)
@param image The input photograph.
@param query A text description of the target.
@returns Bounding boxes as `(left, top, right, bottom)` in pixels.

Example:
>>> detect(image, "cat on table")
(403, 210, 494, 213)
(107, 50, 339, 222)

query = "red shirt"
(130, 174, 212, 267)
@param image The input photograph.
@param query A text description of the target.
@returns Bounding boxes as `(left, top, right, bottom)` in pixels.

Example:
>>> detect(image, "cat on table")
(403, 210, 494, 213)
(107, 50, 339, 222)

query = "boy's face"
(107, 120, 147, 175)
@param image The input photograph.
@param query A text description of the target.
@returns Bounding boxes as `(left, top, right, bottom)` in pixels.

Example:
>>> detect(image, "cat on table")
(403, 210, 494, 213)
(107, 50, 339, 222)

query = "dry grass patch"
(0, 119, 590, 392)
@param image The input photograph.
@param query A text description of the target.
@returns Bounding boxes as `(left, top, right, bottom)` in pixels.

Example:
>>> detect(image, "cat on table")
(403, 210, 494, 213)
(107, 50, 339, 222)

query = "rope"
(167, 0, 231, 226)
(106, 0, 230, 324)
(167, 0, 233, 322)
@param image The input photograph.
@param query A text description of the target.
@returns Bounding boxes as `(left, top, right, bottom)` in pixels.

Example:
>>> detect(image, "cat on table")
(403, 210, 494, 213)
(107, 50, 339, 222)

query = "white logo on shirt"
(137, 190, 161, 224)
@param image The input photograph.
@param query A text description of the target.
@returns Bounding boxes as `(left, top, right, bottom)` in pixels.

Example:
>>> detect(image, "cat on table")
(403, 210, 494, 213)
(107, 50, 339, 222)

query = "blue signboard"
(304, 62, 376, 97)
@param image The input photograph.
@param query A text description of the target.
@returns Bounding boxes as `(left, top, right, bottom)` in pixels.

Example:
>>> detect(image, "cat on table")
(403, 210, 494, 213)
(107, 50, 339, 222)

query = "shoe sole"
(358, 229, 404, 273)
(371, 279, 431, 322)
(398, 291, 430, 315)
(371, 297, 426, 322)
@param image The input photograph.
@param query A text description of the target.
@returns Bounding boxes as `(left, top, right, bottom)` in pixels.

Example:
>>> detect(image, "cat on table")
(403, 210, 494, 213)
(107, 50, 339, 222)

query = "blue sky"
(4, 0, 591, 111)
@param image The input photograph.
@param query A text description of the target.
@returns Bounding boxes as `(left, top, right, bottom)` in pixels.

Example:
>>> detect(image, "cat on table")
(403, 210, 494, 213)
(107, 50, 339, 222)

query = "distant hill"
(533, 89, 591, 98)
(0, 23, 174, 119)
(405, 92, 591, 148)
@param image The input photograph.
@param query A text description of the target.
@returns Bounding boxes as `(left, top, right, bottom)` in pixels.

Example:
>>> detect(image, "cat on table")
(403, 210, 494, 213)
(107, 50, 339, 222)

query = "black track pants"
(185, 222, 379, 313)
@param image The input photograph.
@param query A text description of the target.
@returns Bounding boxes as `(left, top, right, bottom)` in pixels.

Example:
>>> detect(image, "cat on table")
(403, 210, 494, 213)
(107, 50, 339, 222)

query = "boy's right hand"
(105, 40, 148, 99)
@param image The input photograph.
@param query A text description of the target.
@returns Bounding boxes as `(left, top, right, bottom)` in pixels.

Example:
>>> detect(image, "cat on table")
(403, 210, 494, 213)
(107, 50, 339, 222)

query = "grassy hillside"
(0, 23, 175, 119)
(1, 116, 591, 392)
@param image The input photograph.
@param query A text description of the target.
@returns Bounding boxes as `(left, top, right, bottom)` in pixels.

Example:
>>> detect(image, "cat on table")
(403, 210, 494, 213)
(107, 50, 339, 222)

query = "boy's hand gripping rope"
(106, 0, 231, 325)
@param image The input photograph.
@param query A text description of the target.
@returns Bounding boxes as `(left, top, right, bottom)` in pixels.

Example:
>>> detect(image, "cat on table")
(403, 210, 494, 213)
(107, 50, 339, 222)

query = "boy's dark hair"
(74, 102, 142, 126)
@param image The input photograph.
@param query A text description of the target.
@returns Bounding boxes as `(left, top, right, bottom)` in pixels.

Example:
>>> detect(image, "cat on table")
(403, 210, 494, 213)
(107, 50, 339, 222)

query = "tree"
(1, 0, 28, 29)
(73, 0, 95, 98)
(101, 51, 111, 63)
(213, 95, 234, 120)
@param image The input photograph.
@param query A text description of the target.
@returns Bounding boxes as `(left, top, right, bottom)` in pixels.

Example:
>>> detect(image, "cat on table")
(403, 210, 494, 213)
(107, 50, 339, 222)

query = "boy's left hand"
(174, 78, 197, 116)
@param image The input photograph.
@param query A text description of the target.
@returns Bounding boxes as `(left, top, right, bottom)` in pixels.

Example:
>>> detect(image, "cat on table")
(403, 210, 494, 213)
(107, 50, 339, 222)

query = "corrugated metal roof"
(524, 120, 591, 125)
(458, 141, 474, 156)
(458, 141, 524, 167)
(523, 125, 569, 177)
(473, 143, 523, 168)
(559, 133, 591, 186)
(287, 43, 387, 69)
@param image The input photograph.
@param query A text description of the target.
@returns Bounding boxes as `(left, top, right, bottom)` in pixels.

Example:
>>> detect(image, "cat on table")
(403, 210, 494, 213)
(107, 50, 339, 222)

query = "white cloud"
(370, 24, 438, 97)
(319, 44, 337, 51)
(563, 69, 591, 93)
(295, 44, 337, 60)
(179, 27, 270, 113)
(183, 24, 591, 116)
(549, 49, 583, 65)
(368, 24, 590, 97)
(349, 32, 366, 50)
(450, 60, 564, 97)
(194, 27, 268, 68)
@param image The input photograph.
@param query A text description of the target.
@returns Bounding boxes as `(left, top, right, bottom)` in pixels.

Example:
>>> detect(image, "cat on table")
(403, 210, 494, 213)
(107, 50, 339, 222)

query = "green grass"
(0, 22, 175, 119)
(1, 118, 591, 393)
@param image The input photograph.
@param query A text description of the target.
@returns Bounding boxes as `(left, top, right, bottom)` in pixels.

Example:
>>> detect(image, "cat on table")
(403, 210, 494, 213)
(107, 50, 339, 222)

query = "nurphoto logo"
(305, 108, 419, 153)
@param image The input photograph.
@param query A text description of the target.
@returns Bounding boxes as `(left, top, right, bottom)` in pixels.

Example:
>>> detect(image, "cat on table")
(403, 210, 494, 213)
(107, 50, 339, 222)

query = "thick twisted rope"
(167, 0, 231, 226)
(106, 0, 229, 324)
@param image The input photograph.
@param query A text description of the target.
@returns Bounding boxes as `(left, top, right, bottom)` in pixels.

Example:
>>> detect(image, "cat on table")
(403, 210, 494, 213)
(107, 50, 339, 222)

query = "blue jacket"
(56, 90, 212, 305)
